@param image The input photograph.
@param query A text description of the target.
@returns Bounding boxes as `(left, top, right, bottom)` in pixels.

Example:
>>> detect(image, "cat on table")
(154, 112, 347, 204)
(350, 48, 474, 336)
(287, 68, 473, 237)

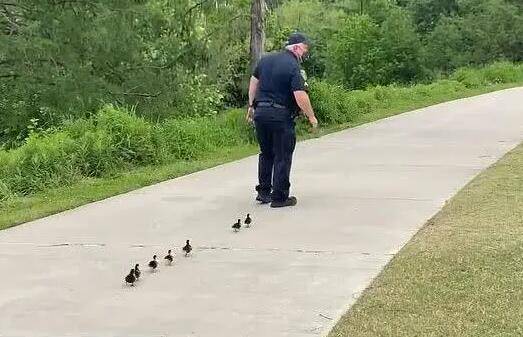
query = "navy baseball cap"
(285, 32, 311, 46)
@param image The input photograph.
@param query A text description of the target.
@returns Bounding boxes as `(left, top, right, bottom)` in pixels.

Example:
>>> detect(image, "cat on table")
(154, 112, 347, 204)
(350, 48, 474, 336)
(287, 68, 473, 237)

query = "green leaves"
(0, 0, 245, 145)
(0, 0, 521, 148)
(327, 13, 424, 89)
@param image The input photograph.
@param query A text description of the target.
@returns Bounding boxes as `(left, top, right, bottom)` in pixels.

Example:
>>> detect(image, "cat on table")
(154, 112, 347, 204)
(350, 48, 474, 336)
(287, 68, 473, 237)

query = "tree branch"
(109, 91, 162, 98)
(0, 2, 30, 11)
(0, 73, 19, 78)
(184, 0, 213, 17)
(1, 9, 20, 34)
(151, 13, 246, 71)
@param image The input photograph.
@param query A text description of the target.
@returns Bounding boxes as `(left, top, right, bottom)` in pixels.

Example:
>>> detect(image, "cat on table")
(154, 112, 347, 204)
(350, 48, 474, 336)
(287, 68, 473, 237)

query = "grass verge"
(328, 143, 523, 337)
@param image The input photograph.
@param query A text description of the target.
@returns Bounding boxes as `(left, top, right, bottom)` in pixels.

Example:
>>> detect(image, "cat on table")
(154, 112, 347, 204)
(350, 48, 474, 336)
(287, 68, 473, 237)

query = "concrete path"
(1, 88, 522, 337)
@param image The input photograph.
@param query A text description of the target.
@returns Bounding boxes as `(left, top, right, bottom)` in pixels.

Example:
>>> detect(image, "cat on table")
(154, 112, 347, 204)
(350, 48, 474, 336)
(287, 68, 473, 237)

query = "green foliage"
(327, 15, 383, 88)
(1, 0, 522, 149)
(422, 16, 467, 73)
(159, 117, 225, 160)
(2, 132, 80, 195)
(0, 104, 257, 197)
(267, 0, 346, 77)
(0, 179, 13, 202)
(310, 61, 523, 129)
(379, 9, 427, 84)
(308, 80, 360, 124)
(403, 0, 459, 33)
(327, 11, 425, 89)
(0, 0, 247, 145)
(94, 106, 157, 165)
(158, 109, 255, 160)
(451, 62, 523, 88)
(423, 0, 522, 73)
(72, 126, 122, 177)
(174, 74, 225, 118)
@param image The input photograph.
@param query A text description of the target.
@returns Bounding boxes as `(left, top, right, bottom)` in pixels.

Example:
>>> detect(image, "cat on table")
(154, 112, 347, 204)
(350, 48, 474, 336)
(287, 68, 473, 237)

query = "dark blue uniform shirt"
(252, 50, 305, 120)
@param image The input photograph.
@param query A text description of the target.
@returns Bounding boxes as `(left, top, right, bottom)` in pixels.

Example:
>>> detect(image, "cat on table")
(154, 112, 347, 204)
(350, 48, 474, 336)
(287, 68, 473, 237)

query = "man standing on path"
(246, 32, 318, 208)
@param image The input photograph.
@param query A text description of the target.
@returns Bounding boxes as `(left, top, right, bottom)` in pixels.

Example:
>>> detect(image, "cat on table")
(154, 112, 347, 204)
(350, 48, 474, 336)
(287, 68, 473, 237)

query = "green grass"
(0, 66, 522, 231)
(328, 143, 523, 337)
(0, 144, 257, 230)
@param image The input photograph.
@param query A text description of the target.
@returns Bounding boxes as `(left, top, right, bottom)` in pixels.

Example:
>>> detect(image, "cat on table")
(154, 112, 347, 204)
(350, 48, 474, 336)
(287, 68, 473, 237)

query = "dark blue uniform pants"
(254, 113, 296, 202)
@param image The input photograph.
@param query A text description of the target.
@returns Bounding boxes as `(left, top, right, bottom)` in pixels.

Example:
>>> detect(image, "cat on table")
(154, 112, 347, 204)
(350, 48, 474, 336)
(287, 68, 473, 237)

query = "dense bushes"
(327, 11, 425, 89)
(2, 0, 521, 147)
(450, 62, 523, 88)
(0, 105, 255, 199)
(0, 1, 247, 146)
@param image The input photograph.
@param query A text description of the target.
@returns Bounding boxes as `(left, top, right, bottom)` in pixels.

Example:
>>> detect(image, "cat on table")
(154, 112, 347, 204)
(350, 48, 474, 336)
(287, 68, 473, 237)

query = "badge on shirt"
(300, 69, 309, 90)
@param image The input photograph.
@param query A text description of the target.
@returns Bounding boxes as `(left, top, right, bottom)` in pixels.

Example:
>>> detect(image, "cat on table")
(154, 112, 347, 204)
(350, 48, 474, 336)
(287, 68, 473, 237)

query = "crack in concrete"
(197, 245, 382, 256)
(346, 163, 486, 169)
(44, 243, 107, 247)
(0, 242, 391, 257)
(330, 196, 437, 202)
(0, 242, 107, 247)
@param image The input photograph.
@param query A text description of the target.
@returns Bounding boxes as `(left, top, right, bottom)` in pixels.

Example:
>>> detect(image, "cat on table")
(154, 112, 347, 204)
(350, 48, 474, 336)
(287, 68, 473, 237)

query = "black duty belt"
(256, 102, 287, 109)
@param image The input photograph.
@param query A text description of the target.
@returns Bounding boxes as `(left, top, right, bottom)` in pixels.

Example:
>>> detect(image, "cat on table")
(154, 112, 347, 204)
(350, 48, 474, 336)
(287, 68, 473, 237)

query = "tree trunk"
(250, 0, 265, 72)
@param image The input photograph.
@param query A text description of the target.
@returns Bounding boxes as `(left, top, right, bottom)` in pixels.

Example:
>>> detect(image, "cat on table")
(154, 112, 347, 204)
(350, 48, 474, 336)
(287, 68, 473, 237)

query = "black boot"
(270, 196, 297, 208)
(256, 192, 272, 204)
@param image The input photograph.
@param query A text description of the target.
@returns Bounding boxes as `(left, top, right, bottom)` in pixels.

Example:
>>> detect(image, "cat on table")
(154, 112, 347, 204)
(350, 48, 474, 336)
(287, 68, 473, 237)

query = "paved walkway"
(1, 88, 522, 337)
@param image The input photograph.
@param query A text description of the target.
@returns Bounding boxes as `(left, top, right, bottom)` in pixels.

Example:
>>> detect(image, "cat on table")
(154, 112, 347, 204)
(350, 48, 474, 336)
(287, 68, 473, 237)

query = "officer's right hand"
(246, 107, 254, 124)
(309, 116, 318, 130)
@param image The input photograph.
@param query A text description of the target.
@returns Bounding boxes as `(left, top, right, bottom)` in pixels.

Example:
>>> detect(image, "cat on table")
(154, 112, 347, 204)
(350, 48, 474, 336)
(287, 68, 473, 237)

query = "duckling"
(134, 264, 141, 279)
(125, 269, 136, 286)
(148, 255, 158, 271)
(183, 240, 192, 257)
(244, 213, 252, 228)
(164, 249, 173, 265)
(232, 219, 241, 232)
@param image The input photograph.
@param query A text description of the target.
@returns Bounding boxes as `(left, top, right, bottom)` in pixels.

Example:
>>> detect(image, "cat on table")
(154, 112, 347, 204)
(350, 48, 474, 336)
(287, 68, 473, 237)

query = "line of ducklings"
(125, 240, 192, 286)
(125, 213, 253, 286)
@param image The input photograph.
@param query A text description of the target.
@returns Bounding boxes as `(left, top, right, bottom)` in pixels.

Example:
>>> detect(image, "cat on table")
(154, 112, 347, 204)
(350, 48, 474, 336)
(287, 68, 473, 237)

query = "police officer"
(246, 32, 318, 208)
